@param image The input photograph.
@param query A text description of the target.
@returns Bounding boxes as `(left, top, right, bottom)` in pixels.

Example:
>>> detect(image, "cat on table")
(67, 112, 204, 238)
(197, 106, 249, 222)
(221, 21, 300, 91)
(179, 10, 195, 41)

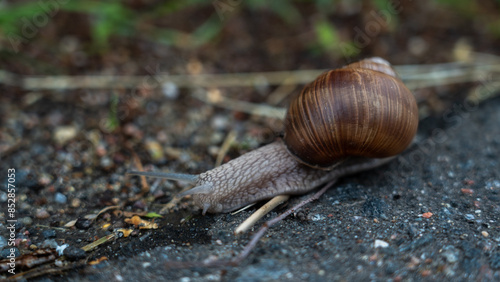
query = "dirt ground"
(0, 1, 499, 281)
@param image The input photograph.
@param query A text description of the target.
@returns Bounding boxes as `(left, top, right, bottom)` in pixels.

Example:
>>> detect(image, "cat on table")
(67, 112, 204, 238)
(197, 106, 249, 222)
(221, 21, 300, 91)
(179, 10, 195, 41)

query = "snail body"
(128, 57, 418, 214)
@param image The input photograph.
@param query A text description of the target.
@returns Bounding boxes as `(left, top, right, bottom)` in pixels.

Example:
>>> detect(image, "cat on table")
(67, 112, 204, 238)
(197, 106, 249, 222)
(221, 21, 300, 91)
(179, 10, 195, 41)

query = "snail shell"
(283, 58, 418, 169)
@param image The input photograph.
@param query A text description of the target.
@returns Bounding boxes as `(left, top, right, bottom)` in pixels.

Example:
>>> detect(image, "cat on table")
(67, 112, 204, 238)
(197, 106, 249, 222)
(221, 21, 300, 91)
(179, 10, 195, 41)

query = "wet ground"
(1, 86, 499, 281)
(0, 1, 499, 281)
(62, 95, 500, 281)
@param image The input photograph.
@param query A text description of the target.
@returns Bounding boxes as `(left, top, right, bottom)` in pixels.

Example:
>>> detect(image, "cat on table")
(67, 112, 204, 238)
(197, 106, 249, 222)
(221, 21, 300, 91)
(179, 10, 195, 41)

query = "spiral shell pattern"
(283, 58, 418, 169)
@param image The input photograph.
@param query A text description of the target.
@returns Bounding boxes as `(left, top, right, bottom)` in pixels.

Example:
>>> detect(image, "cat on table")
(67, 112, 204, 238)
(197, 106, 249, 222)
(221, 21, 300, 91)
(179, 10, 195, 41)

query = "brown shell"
(283, 58, 418, 169)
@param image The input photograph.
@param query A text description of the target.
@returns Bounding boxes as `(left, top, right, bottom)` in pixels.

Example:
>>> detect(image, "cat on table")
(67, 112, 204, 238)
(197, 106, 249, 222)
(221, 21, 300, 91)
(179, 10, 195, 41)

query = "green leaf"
(314, 19, 340, 51)
(145, 212, 163, 218)
(192, 15, 224, 46)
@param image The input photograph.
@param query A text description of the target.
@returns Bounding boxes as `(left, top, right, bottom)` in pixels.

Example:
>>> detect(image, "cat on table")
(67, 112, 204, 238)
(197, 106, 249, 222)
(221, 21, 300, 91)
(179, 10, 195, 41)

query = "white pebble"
(374, 239, 389, 248)
(162, 82, 179, 99)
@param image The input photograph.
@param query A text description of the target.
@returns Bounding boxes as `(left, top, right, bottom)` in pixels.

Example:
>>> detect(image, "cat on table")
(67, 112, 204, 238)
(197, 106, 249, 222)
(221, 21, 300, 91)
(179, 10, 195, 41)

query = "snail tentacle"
(127, 171, 198, 183)
(178, 184, 214, 197)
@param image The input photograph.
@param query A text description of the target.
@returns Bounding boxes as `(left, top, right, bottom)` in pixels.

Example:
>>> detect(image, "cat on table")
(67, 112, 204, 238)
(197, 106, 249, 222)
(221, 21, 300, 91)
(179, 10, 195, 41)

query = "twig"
(230, 203, 257, 215)
(265, 76, 300, 105)
(193, 90, 287, 119)
(215, 130, 237, 167)
(126, 144, 150, 195)
(1, 55, 499, 91)
(8, 263, 86, 281)
(234, 195, 290, 235)
(81, 234, 116, 252)
(0, 69, 325, 90)
(190, 60, 500, 119)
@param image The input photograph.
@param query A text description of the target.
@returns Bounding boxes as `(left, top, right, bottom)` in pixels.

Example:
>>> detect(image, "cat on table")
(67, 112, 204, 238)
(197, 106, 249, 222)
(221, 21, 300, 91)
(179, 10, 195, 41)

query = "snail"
(128, 57, 418, 214)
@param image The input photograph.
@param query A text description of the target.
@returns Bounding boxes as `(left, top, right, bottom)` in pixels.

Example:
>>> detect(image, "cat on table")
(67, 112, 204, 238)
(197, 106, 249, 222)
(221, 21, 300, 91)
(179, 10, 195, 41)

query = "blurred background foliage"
(0, 0, 499, 74)
(0, 0, 353, 51)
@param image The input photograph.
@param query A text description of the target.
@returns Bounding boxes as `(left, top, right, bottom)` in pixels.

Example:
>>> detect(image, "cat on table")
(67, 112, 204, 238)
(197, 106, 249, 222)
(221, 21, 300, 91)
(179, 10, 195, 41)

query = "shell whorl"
(283, 57, 418, 169)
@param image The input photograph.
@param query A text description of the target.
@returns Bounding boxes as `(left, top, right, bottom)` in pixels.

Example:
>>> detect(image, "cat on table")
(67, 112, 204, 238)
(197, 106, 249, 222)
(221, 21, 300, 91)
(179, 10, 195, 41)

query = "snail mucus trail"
(128, 57, 419, 215)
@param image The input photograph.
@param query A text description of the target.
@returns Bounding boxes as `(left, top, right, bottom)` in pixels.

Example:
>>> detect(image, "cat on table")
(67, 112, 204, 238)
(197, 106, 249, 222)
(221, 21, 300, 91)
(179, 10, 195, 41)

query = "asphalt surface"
(56, 95, 500, 281)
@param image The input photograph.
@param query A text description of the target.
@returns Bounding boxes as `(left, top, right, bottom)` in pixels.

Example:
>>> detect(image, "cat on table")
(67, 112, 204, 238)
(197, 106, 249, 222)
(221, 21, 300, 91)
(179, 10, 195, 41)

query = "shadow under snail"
(128, 57, 419, 214)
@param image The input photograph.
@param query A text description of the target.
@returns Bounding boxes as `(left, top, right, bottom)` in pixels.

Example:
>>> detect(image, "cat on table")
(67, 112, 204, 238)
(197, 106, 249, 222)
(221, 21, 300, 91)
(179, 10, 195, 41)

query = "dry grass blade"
(81, 234, 116, 252)
(215, 130, 237, 167)
(1, 54, 499, 91)
(234, 195, 290, 234)
(194, 90, 287, 119)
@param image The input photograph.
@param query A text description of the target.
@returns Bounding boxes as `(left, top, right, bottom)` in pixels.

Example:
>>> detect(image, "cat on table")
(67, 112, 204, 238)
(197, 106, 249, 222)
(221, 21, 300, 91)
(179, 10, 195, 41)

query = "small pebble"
(164, 147, 182, 160)
(0, 248, 20, 259)
(422, 212, 433, 218)
(123, 123, 143, 139)
(465, 214, 475, 221)
(100, 157, 112, 168)
(162, 82, 179, 99)
(35, 208, 50, 219)
(211, 115, 229, 130)
(75, 218, 93, 230)
(408, 36, 428, 56)
(71, 198, 81, 208)
(63, 245, 87, 261)
(38, 173, 52, 186)
(421, 270, 431, 276)
(208, 145, 220, 157)
(442, 208, 451, 215)
(482, 231, 489, 238)
(486, 180, 500, 189)
(42, 229, 57, 239)
(463, 179, 475, 185)
(461, 188, 474, 195)
(144, 139, 164, 161)
(57, 244, 69, 256)
(14, 222, 24, 231)
(96, 143, 107, 157)
(53, 125, 77, 145)
(55, 192, 68, 204)
(20, 217, 33, 226)
(0, 236, 8, 249)
(374, 239, 389, 248)
(41, 239, 59, 249)
(309, 214, 325, 221)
